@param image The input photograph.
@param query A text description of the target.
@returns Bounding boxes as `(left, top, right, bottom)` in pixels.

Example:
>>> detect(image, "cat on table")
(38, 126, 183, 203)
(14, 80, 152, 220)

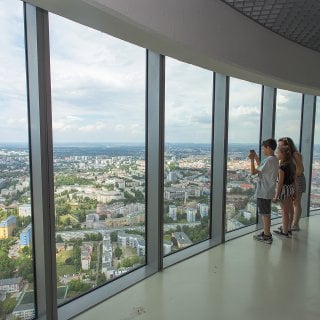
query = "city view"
(1, 142, 319, 318)
(0, 2, 319, 319)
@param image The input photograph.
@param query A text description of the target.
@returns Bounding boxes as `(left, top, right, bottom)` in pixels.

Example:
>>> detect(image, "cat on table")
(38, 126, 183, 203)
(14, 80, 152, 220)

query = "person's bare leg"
(288, 198, 294, 232)
(262, 215, 271, 236)
(293, 192, 302, 227)
(281, 200, 290, 234)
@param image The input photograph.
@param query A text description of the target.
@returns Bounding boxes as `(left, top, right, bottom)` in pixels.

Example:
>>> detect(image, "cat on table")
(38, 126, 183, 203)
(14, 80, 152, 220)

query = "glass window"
(274, 89, 303, 217)
(310, 98, 320, 212)
(163, 57, 212, 255)
(49, 14, 146, 303)
(0, 0, 35, 318)
(226, 78, 262, 232)
(275, 89, 302, 148)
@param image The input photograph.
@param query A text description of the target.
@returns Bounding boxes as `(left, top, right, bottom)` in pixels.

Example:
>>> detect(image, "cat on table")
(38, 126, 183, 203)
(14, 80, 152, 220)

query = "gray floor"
(74, 215, 320, 320)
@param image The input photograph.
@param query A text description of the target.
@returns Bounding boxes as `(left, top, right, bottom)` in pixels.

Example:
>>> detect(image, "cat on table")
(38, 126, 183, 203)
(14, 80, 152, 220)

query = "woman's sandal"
(278, 226, 292, 236)
(274, 229, 290, 237)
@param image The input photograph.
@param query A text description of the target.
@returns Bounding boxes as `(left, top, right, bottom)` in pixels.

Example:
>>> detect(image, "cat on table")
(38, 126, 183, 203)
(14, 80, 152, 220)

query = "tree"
(106, 184, 114, 191)
(17, 256, 33, 282)
(121, 258, 132, 268)
(96, 272, 107, 286)
(0, 300, 3, 318)
(163, 214, 173, 223)
(0, 250, 15, 278)
(56, 234, 63, 243)
(72, 244, 81, 271)
(78, 210, 86, 223)
(68, 279, 91, 294)
(2, 298, 16, 316)
(21, 246, 31, 256)
(114, 247, 122, 260)
(65, 217, 71, 226)
(130, 255, 140, 265)
(110, 231, 118, 243)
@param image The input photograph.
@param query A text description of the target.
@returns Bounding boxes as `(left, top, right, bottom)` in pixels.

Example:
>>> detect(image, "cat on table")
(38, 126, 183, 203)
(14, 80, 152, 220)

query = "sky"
(228, 77, 261, 144)
(0, 0, 319, 145)
(165, 57, 213, 143)
(274, 89, 304, 146)
(0, 0, 28, 143)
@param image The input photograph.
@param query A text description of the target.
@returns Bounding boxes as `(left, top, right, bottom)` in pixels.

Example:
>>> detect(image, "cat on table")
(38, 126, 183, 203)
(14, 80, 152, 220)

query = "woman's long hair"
(278, 137, 298, 153)
(278, 145, 296, 178)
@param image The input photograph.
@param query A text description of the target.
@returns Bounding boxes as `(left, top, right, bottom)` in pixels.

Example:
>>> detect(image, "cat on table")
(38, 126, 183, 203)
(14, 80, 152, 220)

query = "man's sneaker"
(291, 224, 300, 231)
(273, 229, 290, 238)
(253, 232, 273, 244)
(278, 226, 292, 236)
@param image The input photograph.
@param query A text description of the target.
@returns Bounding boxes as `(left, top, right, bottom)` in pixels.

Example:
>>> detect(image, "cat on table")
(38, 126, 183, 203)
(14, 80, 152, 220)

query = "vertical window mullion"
(259, 86, 276, 227)
(212, 73, 229, 244)
(146, 50, 165, 270)
(300, 95, 317, 217)
(24, 4, 57, 320)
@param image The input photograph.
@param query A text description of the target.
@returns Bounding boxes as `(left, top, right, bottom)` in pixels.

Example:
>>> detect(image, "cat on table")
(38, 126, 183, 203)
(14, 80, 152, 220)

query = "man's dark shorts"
(257, 198, 271, 215)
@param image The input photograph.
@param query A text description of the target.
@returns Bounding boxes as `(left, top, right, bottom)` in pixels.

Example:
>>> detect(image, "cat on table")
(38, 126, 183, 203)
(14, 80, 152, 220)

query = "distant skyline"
(0, 0, 319, 145)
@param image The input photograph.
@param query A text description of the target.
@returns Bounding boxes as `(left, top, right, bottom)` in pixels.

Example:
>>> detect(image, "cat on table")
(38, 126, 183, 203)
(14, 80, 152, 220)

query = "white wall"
(26, 0, 320, 95)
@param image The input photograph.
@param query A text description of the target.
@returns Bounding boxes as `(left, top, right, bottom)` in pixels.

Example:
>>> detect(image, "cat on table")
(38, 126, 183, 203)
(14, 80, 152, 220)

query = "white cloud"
(164, 57, 213, 142)
(78, 122, 107, 132)
(274, 89, 303, 143)
(0, 2, 316, 147)
(48, 13, 146, 143)
(0, 0, 28, 142)
(277, 92, 289, 105)
(228, 78, 261, 143)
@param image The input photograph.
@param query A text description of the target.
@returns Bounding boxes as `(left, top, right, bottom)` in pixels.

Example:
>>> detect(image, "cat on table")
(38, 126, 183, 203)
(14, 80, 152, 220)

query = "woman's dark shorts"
(257, 198, 271, 215)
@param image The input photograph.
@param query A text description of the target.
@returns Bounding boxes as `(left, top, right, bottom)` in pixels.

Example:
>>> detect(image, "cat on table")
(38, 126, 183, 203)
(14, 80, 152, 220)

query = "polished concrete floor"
(75, 214, 320, 320)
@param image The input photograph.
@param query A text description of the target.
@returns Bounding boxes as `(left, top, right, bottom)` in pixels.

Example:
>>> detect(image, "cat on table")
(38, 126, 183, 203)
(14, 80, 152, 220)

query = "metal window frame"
(224, 80, 266, 236)
(212, 73, 229, 242)
(258, 86, 278, 225)
(310, 97, 319, 213)
(163, 64, 219, 269)
(24, 4, 162, 318)
(58, 50, 162, 320)
(24, 4, 57, 320)
(146, 50, 165, 270)
(300, 95, 317, 217)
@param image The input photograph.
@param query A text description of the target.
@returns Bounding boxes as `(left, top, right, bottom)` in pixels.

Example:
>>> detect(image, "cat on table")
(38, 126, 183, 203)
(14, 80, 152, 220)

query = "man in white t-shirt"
(249, 138, 279, 244)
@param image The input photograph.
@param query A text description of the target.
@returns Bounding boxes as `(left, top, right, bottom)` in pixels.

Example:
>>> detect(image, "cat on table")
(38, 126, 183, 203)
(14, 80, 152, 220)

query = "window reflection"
(0, 0, 35, 319)
(49, 14, 146, 303)
(164, 58, 212, 255)
(226, 78, 262, 232)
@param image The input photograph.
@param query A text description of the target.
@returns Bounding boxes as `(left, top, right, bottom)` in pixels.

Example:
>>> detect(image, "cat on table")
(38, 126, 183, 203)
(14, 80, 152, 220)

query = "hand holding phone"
(248, 149, 256, 160)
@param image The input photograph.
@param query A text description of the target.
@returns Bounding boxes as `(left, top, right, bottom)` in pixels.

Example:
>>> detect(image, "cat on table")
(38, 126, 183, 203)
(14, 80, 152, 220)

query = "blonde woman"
(278, 137, 306, 231)
(273, 145, 296, 237)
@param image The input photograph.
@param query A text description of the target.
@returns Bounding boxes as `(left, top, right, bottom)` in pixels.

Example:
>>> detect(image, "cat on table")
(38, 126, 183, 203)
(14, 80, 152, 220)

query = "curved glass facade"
(0, 1, 318, 319)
